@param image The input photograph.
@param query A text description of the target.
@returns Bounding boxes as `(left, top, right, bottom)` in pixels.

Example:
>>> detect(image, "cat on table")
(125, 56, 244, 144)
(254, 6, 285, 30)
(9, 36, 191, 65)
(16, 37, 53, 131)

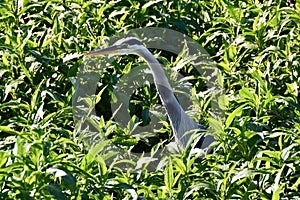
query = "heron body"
(85, 37, 215, 151)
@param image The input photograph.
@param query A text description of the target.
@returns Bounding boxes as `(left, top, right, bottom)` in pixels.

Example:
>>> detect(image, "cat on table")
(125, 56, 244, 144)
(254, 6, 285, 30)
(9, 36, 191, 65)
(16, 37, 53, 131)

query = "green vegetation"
(0, 0, 299, 199)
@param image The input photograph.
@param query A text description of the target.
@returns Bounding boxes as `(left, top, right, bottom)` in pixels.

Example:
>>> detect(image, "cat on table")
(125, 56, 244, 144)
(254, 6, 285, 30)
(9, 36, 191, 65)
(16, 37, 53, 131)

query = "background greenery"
(0, 0, 299, 199)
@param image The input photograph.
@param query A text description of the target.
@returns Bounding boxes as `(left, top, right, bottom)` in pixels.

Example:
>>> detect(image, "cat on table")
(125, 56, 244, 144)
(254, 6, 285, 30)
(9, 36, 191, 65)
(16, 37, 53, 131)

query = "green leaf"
(0, 126, 20, 135)
(0, 151, 8, 167)
(165, 160, 174, 191)
(2, 52, 9, 66)
(46, 184, 67, 200)
(225, 105, 243, 128)
(173, 158, 186, 174)
(208, 118, 223, 133)
(30, 81, 43, 111)
(239, 87, 254, 100)
(272, 165, 285, 200)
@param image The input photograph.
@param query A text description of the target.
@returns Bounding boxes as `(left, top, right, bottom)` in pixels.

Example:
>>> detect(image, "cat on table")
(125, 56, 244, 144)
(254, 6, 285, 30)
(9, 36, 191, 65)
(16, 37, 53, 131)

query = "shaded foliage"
(0, 0, 299, 199)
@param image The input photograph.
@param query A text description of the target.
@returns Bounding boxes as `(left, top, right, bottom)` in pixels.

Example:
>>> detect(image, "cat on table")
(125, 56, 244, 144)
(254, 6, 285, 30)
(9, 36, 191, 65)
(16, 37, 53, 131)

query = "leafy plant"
(0, 0, 299, 199)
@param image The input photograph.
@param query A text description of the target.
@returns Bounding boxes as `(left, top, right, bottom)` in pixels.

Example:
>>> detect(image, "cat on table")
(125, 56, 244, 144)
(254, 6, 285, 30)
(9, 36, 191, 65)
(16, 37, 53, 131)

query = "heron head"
(85, 37, 145, 57)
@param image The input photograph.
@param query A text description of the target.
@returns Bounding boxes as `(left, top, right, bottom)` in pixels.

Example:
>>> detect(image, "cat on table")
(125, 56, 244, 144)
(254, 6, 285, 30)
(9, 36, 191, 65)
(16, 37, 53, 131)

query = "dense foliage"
(0, 0, 299, 199)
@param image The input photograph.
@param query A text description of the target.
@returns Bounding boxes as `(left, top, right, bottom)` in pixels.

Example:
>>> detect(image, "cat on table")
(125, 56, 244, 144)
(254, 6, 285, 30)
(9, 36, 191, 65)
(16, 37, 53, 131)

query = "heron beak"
(84, 45, 119, 57)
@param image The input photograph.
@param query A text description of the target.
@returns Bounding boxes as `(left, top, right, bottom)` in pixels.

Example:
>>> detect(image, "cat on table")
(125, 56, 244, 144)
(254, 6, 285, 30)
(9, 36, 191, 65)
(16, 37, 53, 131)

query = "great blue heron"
(85, 37, 215, 152)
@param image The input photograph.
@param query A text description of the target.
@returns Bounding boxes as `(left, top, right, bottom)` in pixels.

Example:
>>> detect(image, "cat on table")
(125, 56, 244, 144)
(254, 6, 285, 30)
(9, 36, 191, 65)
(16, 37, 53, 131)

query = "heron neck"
(137, 48, 199, 147)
